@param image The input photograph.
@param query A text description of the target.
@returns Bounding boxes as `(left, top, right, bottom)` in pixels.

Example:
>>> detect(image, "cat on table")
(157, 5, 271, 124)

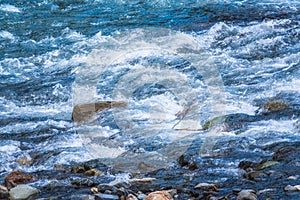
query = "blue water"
(0, 0, 300, 193)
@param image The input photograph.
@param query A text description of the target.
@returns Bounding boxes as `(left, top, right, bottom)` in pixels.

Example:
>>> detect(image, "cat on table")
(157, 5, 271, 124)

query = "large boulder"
(9, 184, 40, 200)
(4, 170, 37, 189)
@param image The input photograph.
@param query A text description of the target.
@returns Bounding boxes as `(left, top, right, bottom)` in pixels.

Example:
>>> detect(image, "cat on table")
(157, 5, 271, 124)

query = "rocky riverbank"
(1, 139, 300, 200)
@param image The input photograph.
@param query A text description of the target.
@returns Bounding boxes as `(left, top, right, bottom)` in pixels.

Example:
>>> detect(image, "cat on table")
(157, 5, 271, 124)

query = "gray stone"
(9, 184, 40, 200)
(236, 190, 257, 200)
(94, 193, 119, 200)
(194, 183, 218, 191)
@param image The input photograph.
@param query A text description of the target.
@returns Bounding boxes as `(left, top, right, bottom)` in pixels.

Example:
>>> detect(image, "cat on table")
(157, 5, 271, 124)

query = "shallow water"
(0, 0, 300, 197)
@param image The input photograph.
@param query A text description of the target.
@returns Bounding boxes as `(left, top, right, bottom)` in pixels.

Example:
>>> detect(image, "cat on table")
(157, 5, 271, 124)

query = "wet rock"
(284, 185, 300, 192)
(263, 100, 289, 112)
(177, 155, 200, 170)
(71, 164, 104, 177)
(202, 116, 226, 130)
(71, 165, 88, 174)
(272, 146, 300, 163)
(128, 178, 157, 184)
(0, 185, 9, 199)
(4, 170, 37, 189)
(238, 161, 258, 171)
(72, 101, 127, 123)
(243, 171, 268, 181)
(94, 193, 119, 200)
(84, 169, 103, 177)
(236, 190, 257, 200)
(113, 181, 131, 189)
(53, 164, 68, 171)
(9, 184, 40, 200)
(71, 178, 97, 187)
(194, 183, 218, 192)
(257, 188, 276, 196)
(97, 184, 118, 194)
(15, 156, 33, 166)
(256, 161, 279, 170)
(202, 113, 254, 132)
(144, 191, 173, 200)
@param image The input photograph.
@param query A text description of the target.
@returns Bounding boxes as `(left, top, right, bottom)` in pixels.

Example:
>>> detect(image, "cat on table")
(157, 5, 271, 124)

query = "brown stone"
(263, 100, 289, 112)
(15, 156, 33, 166)
(144, 191, 173, 200)
(72, 101, 127, 123)
(84, 169, 102, 177)
(4, 170, 37, 189)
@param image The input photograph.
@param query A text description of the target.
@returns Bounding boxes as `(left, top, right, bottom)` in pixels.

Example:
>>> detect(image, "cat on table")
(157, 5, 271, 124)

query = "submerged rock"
(84, 169, 103, 177)
(72, 101, 127, 123)
(15, 156, 33, 166)
(4, 170, 37, 189)
(9, 184, 40, 200)
(263, 100, 289, 112)
(256, 160, 279, 170)
(202, 113, 254, 132)
(272, 146, 300, 163)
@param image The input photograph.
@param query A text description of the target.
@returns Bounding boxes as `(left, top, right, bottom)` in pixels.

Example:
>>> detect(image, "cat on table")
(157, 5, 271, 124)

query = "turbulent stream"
(0, 0, 300, 199)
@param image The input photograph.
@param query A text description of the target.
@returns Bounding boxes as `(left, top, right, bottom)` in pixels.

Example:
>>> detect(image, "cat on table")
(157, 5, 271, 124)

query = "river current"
(0, 0, 300, 198)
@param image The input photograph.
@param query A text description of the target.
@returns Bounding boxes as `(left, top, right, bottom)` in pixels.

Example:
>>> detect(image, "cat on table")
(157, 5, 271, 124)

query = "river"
(0, 0, 300, 199)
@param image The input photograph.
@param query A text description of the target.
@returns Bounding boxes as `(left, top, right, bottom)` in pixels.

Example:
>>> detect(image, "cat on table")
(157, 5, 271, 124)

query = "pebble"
(91, 187, 99, 194)
(144, 191, 173, 200)
(194, 183, 218, 192)
(94, 193, 119, 200)
(4, 170, 37, 189)
(9, 184, 40, 200)
(236, 190, 257, 200)
(0, 185, 9, 199)
(127, 194, 138, 200)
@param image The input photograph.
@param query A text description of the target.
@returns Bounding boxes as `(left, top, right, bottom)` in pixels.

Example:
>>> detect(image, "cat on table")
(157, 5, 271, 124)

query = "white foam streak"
(0, 31, 15, 40)
(0, 4, 21, 13)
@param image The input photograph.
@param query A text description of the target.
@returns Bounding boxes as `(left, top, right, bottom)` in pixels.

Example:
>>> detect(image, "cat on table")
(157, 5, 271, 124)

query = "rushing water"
(0, 0, 300, 197)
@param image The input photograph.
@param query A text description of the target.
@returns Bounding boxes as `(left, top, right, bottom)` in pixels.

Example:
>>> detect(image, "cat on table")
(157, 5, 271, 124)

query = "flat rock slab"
(9, 184, 40, 200)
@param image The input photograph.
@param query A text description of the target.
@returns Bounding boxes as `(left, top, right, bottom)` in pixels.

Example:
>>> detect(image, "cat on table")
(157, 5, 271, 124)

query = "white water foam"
(0, 31, 15, 40)
(0, 4, 21, 13)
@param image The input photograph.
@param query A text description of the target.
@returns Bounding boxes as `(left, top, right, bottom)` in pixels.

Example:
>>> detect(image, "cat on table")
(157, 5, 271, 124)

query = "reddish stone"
(4, 170, 37, 189)
(145, 191, 173, 200)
